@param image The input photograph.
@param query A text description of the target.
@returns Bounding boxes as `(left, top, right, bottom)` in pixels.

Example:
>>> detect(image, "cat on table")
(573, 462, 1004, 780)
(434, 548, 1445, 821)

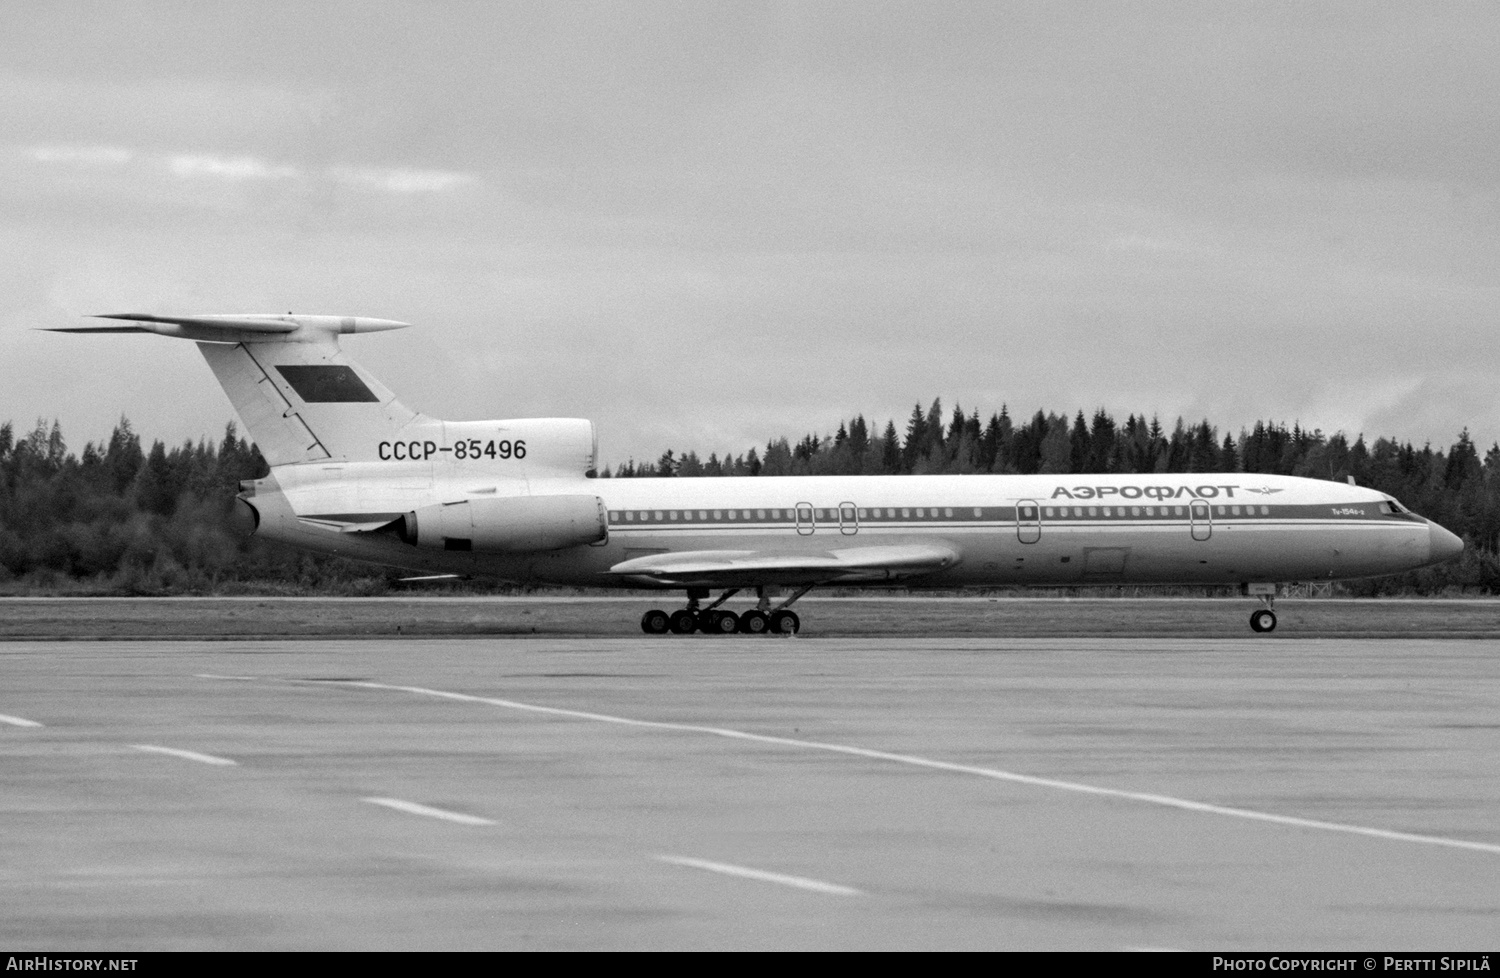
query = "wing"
(607, 543, 960, 587)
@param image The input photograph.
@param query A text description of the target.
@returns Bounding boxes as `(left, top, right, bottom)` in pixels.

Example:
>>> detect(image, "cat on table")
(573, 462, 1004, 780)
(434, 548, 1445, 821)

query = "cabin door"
(1190, 499, 1212, 541)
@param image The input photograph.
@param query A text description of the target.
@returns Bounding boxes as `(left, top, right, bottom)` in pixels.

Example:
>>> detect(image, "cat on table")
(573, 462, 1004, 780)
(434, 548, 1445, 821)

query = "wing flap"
(608, 543, 960, 586)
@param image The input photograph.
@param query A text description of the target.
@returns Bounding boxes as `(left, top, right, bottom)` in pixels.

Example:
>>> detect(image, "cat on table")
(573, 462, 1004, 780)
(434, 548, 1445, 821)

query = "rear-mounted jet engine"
(391, 494, 607, 553)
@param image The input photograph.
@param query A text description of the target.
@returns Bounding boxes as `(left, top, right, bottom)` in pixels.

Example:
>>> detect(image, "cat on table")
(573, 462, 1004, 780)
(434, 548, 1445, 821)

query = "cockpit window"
(1381, 499, 1410, 515)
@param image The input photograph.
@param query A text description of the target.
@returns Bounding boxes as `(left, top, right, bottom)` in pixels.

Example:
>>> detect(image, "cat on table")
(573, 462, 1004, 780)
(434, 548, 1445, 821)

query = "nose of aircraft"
(1428, 521, 1464, 564)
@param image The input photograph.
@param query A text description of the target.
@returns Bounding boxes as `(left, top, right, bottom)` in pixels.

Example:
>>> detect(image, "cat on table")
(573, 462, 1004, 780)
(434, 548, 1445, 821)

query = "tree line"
(0, 418, 368, 593)
(4, 403, 1499, 594)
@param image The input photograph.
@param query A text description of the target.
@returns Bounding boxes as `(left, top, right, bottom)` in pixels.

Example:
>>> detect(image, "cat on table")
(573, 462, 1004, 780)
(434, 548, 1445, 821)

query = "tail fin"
(197, 337, 425, 465)
(53, 314, 425, 465)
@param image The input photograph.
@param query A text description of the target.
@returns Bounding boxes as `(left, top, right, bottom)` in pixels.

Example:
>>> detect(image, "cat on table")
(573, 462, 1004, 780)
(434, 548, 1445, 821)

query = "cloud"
(19, 143, 477, 197)
(327, 166, 475, 194)
(167, 153, 300, 182)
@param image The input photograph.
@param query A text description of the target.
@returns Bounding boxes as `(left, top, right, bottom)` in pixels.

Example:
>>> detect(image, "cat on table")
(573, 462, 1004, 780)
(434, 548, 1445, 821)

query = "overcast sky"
(3, 1, 1498, 467)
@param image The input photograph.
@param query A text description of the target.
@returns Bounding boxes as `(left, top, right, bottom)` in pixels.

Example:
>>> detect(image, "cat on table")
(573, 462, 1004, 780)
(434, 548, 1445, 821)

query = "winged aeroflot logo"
(1243, 486, 1285, 495)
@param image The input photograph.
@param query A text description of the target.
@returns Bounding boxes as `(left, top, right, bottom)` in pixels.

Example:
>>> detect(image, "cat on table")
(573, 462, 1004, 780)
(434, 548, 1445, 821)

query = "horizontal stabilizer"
(46, 326, 152, 333)
(608, 543, 960, 586)
(46, 313, 413, 344)
(93, 313, 301, 333)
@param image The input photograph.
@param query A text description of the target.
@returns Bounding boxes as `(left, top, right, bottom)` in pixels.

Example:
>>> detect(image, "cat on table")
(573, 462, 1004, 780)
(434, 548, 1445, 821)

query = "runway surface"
(3, 635, 1498, 950)
(5, 595, 1500, 639)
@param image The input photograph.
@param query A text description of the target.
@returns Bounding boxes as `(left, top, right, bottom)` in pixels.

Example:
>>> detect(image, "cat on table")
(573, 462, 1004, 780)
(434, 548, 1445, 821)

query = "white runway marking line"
(362, 797, 497, 826)
(132, 744, 237, 766)
(288, 678, 1500, 858)
(0, 713, 43, 728)
(656, 855, 861, 896)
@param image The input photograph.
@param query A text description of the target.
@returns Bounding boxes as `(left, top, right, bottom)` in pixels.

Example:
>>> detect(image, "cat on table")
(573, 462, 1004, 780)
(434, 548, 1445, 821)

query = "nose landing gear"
(1245, 583, 1279, 633)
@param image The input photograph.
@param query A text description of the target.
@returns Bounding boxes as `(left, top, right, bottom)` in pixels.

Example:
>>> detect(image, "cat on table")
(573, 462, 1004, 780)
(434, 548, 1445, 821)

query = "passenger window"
(1088, 507, 1098, 517)
(973, 508, 982, 517)
(1044, 507, 1054, 517)
(654, 511, 663, 521)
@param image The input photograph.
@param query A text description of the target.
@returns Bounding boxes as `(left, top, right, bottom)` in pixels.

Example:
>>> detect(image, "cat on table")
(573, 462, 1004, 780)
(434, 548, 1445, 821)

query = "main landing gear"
(640, 585, 811, 636)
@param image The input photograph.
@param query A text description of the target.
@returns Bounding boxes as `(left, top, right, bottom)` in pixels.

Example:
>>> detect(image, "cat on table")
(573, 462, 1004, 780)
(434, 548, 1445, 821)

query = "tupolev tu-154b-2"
(53, 312, 1464, 634)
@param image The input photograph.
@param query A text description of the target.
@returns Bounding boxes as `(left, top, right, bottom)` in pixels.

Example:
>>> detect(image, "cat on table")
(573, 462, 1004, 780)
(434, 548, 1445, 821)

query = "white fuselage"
(242, 466, 1455, 590)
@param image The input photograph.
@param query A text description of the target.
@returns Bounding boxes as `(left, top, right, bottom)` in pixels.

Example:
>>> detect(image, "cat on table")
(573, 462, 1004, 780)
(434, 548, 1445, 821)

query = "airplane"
(52, 312, 1464, 635)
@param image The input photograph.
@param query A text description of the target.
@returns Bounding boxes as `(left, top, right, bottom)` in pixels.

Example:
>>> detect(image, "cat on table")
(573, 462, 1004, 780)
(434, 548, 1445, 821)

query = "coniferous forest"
(3, 402, 1500, 595)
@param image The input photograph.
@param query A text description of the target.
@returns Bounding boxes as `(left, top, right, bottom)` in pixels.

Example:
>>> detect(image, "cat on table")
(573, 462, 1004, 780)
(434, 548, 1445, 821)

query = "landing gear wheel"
(1250, 609, 1277, 633)
(669, 610, 699, 634)
(701, 610, 739, 634)
(769, 610, 800, 635)
(641, 609, 670, 634)
(738, 610, 769, 635)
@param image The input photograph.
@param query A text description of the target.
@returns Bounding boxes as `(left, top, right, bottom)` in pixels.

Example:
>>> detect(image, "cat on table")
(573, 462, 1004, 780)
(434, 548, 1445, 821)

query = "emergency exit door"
(1016, 499, 1041, 544)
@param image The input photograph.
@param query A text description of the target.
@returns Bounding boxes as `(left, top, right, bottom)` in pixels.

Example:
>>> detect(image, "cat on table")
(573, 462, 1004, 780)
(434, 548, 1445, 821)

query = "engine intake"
(231, 496, 261, 536)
